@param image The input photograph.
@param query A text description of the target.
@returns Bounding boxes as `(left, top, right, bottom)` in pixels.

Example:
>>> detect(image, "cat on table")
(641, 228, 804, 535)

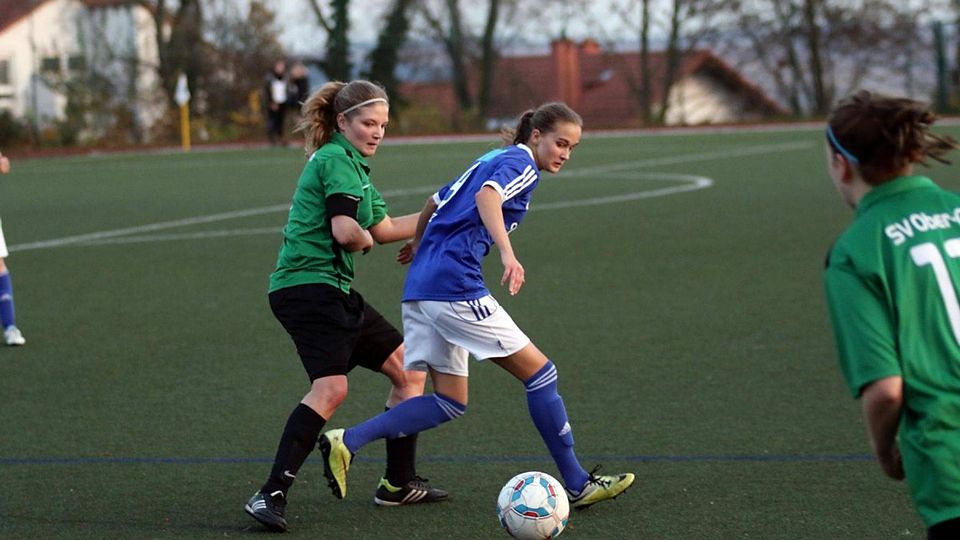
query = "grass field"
(3, 125, 956, 539)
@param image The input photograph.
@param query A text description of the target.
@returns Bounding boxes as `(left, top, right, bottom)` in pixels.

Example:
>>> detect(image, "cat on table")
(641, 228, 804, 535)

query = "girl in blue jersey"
(0, 151, 24, 346)
(319, 102, 635, 509)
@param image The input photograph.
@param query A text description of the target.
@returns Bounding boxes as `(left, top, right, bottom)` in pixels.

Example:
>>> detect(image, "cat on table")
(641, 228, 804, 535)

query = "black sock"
(384, 405, 418, 486)
(261, 403, 326, 496)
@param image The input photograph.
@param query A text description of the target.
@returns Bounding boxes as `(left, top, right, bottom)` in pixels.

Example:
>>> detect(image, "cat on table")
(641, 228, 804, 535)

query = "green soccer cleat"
(319, 428, 353, 499)
(566, 466, 635, 509)
(373, 476, 450, 507)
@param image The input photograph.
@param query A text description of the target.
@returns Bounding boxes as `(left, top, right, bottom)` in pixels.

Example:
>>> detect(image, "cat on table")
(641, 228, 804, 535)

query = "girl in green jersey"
(824, 90, 960, 538)
(245, 81, 445, 532)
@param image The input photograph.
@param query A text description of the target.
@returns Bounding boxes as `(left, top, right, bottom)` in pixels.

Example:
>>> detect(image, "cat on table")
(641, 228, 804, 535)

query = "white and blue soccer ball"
(496, 471, 570, 540)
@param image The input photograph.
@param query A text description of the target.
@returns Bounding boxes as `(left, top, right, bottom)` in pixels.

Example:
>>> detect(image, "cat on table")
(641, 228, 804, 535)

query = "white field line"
(8, 205, 289, 252)
(9, 141, 811, 252)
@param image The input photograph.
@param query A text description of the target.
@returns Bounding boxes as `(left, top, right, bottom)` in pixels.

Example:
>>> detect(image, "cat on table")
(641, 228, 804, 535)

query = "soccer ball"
(496, 471, 570, 540)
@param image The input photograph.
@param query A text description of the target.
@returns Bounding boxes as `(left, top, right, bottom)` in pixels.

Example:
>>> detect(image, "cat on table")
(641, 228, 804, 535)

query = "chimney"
(579, 39, 602, 56)
(551, 39, 582, 109)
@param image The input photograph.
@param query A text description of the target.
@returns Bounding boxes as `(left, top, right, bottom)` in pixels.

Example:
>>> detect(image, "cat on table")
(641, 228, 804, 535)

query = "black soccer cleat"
(244, 490, 288, 532)
(373, 476, 450, 506)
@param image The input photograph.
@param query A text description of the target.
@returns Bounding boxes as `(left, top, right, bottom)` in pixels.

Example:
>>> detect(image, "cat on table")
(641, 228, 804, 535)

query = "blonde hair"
(296, 80, 389, 154)
(827, 90, 958, 185)
(501, 102, 583, 146)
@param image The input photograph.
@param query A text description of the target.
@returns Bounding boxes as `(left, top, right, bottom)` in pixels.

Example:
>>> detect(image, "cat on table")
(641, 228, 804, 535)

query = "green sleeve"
(368, 181, 388, 226)
(321, 153, 364, 200)
(824, 258, 902, 398)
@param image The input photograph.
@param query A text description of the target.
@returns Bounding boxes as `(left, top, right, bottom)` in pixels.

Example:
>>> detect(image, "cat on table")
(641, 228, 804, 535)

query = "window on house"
(0, 60, 9, 85)
(41, 56, 60, 75)
(67, 55, 85, 73)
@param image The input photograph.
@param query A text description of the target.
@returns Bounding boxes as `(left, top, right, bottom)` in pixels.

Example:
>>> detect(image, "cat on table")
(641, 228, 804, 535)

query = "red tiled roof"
(0, 0, 48, 34)
(401, 40, 786, 128)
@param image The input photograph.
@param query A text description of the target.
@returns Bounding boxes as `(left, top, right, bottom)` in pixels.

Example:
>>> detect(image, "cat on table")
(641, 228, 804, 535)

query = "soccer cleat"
(566, 466, 635, 509)
(244, 490, 288, 532)
(3, 326, 24, 346)
(373, 476, 450, 507)
(319, 428, 353, 499)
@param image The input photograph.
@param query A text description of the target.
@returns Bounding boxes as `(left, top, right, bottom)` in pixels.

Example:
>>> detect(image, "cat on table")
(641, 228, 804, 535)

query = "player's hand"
(500, 254, 524, 296)
(878, 444, 905, 481)
(397, 240, 417, 264)
(0, 156, 9, 174)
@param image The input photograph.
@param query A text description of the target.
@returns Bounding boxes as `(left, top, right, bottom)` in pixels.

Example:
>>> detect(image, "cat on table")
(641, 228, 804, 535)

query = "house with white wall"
(0, 0, 164, 140)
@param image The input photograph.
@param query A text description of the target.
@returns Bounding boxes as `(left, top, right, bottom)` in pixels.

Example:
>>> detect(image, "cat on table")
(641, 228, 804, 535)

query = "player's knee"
(306, 376, 348, 411)
(435, 392, 468, 421)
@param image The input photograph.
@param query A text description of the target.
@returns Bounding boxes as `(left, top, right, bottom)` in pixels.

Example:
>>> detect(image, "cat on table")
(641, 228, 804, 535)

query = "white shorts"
(402, 295, 530, 376)
(0, 219, 7, 259)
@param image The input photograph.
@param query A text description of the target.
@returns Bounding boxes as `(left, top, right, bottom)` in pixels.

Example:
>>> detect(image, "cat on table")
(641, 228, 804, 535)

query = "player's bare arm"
(861, 375, 905, 480)
(476, 185, 524, 295)
(369, 212, 419, 244)
(331, 215, 374, 252)
(397, 196, 438, 264)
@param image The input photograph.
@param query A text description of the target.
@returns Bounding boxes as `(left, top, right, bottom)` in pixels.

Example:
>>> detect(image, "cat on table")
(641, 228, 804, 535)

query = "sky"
(272, 0, 632, 56)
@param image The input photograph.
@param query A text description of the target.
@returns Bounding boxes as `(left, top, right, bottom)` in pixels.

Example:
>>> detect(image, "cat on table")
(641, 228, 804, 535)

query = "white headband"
(341, 97, 388, 115)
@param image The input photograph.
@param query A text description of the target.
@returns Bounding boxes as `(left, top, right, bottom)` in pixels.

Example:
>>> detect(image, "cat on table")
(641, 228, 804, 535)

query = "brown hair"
(501, 102, 583, 146)
(827, 90, 958, 185)
(296, 80, 389, 154)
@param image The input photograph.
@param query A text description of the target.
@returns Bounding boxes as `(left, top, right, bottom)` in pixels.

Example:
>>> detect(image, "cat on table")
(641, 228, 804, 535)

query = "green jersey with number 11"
(825, 175, 960, 527)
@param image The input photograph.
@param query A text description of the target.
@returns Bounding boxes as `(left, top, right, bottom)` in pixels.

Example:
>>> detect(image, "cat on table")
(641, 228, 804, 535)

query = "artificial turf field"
(3, 125, 955, 538)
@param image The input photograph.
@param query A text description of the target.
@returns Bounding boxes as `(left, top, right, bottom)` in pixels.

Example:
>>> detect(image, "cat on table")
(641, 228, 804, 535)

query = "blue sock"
(525, 361, 589, 492)
(0, 271, 15, 329)
(343, 393, 466, 453)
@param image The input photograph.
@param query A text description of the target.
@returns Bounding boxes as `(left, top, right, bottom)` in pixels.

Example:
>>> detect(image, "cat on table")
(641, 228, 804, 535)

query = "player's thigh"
(268, 283, 363, 381)
(402, 301, 469, 377)
(350, 297, 403, 373)
(490, 342, 550, 381)
(430, 368, 469, 405)
(929, 517, 960, 540)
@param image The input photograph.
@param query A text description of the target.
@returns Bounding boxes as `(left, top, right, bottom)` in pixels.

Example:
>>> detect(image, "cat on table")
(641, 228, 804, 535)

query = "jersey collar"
(516, 143, 535, 163)
(331, 132, 371, 173)
(857, 175, 936, 216)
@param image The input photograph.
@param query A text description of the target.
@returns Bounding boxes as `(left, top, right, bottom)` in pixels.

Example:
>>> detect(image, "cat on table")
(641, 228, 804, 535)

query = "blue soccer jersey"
(403, 144, 540, 301)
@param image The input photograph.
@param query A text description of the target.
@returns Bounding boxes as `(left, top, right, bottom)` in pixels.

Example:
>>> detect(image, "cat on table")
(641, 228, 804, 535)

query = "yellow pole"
(180, 104, 191, 152)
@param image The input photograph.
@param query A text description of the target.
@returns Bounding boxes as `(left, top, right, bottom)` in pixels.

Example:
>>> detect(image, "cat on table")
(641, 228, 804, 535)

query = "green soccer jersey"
(269, 132, 387, 294)
(825, 175, 960, 527)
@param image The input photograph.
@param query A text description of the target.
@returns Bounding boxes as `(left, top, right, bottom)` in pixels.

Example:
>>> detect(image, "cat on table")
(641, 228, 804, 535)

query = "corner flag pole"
(175, 73, 191, 152)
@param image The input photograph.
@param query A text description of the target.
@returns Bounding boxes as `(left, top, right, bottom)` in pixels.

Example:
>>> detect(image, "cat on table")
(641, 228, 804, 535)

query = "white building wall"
(0, 0, 162, 138)
(0, 0, 83, 122)
(666, 75, 767, 126)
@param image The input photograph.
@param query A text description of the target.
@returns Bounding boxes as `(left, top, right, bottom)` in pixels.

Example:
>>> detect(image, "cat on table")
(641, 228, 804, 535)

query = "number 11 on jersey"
(911, 239, 960, 346)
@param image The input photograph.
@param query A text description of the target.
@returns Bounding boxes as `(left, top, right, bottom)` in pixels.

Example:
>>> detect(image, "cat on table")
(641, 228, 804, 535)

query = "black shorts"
(269, 283, 403, 381)
(929, 517, 960, 540)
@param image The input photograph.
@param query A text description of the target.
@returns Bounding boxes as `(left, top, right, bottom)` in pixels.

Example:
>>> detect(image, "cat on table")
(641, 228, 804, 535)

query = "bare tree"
(728, 0, 928, 116)
(137, 0, 208, 110)
(420, 0, 473, 113)
(364, 0, 416, 103)
(307, 0, 352, 80)
(639, 0, 652, 125)
(608, 0, 734, 125)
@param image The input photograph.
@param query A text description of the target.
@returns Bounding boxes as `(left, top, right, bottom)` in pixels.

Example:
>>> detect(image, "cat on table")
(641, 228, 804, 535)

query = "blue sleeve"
(481, 158, 537, 201)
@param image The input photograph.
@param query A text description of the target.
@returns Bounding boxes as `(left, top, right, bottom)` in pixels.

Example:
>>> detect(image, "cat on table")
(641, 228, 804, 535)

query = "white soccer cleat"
(4, 325, 25, 346)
